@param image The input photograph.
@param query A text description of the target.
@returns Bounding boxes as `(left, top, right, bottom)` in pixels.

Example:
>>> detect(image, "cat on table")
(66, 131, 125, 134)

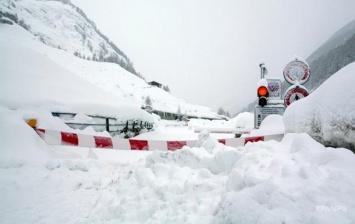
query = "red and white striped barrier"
(35, 129, 284, 151)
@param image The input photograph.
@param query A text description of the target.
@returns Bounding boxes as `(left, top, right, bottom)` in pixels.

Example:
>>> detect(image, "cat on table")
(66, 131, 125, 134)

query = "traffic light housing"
(258, 86, 269, 107)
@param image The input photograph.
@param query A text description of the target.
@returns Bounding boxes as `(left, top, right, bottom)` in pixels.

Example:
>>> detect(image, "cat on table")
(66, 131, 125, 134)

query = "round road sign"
(283, 59, 310, 85)
(284, 86, 309, 107)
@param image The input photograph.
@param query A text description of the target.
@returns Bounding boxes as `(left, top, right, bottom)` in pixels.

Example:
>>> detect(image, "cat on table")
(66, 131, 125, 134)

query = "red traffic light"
(258, 86, 268, 97)
(257, 86, 268, 107)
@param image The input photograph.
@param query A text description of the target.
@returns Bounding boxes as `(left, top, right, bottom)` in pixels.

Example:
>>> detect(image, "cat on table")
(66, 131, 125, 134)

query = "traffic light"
(257, 85, 268, 107)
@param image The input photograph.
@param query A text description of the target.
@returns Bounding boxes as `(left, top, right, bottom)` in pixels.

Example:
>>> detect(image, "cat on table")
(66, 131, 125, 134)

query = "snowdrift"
(0, 0, 220, 120)
(283, 62, 355, 151)
(0, 24, 153, 123)
(1, 107, 355, 223)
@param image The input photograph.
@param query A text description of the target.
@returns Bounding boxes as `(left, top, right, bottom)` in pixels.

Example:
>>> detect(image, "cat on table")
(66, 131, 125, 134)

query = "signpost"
(283, 59, 310, 85)
(266, 78, 282, 100)
(254, 105, 285, 128)
(254, 64, 285, 129)
(283, 57, 311, 107)
(253, 57, 311, 128)
(284, 85, 309, 107)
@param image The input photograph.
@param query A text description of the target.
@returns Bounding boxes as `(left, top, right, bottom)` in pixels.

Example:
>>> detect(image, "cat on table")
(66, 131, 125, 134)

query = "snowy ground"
(1, 106, 355, 224)
(1, 6, 355, 224)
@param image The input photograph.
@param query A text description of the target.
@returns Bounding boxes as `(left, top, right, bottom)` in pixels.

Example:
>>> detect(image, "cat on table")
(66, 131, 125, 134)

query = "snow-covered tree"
(163, 85, 170, 93)
(217, 107, 226, 116)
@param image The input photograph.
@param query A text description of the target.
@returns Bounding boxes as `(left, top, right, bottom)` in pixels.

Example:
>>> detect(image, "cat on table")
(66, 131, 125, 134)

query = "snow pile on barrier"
(0, 105, 51, 168)
(284, 61, 355, 151)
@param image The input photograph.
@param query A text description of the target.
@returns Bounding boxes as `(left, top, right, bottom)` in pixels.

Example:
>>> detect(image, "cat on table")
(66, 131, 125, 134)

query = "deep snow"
(0, 8, 221, 120)
(1, 2, 355, 223)
(1, 105, 355, 224)
(283, 61, 355, 150)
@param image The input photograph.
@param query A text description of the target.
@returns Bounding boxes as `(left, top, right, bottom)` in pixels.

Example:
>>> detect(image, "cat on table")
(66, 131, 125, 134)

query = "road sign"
(267, 78, 282, 100)
(284, 85, 309, 107)
(254, 105, 285, 129)
(283, 59, 310, 85)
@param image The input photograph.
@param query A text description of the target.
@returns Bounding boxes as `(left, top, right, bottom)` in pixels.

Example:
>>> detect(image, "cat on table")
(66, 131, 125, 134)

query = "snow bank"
(0, 105, 50, 168)
(0, 106, 151, 223)
(250, 114, 285, 136)
(1, 104, 355, 223)
(83, 133, 355, 224)
(283, 61, 355, 151)
(228, 112, 254, 129)
(213, 134, 355, 223)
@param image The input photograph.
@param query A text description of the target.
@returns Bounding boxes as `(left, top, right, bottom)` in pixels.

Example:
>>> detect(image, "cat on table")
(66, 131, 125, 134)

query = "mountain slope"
(306, 19, 355, 91)
(0, 24, 152, 123)
(0, 13, 220, 121)
(0, 0, 140, 77)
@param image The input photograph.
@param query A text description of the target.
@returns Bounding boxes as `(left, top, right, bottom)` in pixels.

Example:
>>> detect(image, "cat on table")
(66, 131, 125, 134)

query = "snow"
(0, 24, 153, 123)
(1, 106, 355, 223)
(0, 0, 128, 63)
(227, 112, 254, 129)
(0, 0, 221, 120)
(283, 61, 355, 150)
(1, 1, 355, 223)
(250, 114, 285, 136)
(0, 22, 220, 124)
(257, 78, 268, 88)
(285, 55, 310, 68)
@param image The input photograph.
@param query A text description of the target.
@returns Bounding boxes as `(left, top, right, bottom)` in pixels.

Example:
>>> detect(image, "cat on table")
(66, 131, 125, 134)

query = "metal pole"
(106, 118, 109, 132)
(259, 63, 265, 79)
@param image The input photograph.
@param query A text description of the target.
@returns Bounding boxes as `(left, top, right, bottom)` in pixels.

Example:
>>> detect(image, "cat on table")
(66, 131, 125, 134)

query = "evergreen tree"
(176, 105, 182, 120)
(217, 107, 226, 116)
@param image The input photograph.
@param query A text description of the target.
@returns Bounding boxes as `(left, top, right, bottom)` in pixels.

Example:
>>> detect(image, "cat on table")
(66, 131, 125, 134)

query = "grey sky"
(72, 0, 355, 114)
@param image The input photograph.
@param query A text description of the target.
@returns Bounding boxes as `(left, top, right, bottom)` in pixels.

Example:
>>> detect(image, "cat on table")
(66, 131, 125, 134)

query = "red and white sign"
(283, 60, 310, 85)
(34, 128, 284, 151)
(284, 86, 309, 107)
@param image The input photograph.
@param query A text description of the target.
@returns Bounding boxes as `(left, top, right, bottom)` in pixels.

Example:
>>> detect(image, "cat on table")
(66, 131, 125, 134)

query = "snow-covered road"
(1, 107, 355, 224)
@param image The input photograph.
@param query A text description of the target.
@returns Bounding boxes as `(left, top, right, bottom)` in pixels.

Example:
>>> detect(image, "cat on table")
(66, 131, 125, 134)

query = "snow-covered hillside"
(0, 23, 153, 124)
(0, 17, 220, 122)
(308, 19, 355, 62)
(0, 0, 139, 75)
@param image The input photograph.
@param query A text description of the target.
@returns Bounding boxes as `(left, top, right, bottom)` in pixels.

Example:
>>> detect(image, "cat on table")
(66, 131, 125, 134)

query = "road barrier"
(34, 128, 284, 151)
(51, 112, 154, 136)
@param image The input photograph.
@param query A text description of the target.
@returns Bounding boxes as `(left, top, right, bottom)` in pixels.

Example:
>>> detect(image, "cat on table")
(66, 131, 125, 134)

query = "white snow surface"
(284, 61, 355, 150)
(0, 0, 128, 63)
(227, 112, 254, 129)
(0, 0, 220, 120)
(1, 104, 355, 224)
(1, 2, 355, 223)
(0, 23, 152, 123)
(0, 22, 219, 123)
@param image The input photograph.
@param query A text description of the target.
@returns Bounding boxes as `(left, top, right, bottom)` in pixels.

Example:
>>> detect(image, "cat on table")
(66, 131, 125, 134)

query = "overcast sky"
(72, 0, 355, 114)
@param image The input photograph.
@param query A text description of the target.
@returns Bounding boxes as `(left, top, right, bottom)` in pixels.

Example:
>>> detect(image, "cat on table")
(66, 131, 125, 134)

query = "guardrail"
(51, 112, 153, 137)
